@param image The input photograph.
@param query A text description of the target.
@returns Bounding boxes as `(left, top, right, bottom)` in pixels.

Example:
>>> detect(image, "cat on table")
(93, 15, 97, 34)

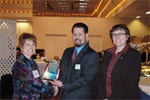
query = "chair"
(1, 74, 13, 99)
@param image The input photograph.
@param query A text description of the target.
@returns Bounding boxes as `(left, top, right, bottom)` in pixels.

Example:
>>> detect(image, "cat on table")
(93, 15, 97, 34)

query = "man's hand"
(50, 80, 63, 88)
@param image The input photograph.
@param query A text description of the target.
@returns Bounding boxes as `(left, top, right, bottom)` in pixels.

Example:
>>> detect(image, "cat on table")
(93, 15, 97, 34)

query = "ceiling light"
(146, 11, 150, 15)
(80, 5, 86, 8)
(56, 0, 67, 1)
(136, 16, 141, 19)
(17, 20, 28, 22)
(79, 2, 87, 5)
(80, 0, 90, 1)
(105, 0, 126, 18)
(92, 0, 103, 16)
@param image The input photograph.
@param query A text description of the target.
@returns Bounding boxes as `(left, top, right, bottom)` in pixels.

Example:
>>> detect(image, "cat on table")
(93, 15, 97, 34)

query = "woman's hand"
(53, 86, 59, 96)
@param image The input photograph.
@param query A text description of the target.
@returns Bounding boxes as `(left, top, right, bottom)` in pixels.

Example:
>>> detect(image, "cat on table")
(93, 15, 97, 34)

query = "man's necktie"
(72, 50, 77, 62)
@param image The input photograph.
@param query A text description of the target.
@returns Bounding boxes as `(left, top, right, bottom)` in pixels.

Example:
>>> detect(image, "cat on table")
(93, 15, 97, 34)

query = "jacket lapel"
(66, 43, 89, 81)
(66, 48, 75, 81)
(73, 43, 89, 64)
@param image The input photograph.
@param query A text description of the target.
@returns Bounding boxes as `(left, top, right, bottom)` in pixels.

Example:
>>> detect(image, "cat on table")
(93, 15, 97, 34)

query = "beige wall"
(128, 19, 149, 37)
(16, 21, 32, 46)
(16, 17, 149, 59)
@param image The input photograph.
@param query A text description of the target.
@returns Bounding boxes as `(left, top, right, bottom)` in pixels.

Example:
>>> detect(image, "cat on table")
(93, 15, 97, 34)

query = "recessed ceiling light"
(136, 16, 141, 19)
(80, 5, 86, 8)
(79, 2, 87, 5)
(17, 20, 28, 22)
(80, 0, 90, 1)
(145, 11, 150, 15)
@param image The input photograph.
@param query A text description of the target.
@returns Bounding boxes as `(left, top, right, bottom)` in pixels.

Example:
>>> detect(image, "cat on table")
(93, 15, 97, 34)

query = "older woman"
(98, 24, 141, 99)
(12, 33, 58, 99)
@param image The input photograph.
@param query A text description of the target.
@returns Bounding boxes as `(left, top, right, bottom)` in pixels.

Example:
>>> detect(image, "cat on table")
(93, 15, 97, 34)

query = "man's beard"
(74, 39, 87, 47)
(75, 44, 81, 47)
(74, 42, 86, 47)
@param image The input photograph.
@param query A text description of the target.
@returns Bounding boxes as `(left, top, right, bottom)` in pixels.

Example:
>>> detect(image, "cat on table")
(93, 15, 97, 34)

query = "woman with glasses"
(97, 24, 141, 99)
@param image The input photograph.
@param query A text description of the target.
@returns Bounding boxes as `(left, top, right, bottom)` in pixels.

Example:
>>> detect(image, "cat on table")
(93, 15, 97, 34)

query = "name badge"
(75, 64, 80, 70)
(32, 70, 40, 78)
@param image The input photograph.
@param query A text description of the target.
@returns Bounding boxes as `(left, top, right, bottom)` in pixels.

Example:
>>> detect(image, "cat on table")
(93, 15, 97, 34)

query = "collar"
(108, 44, 130, 55)
(75, 42, 87, 55)
(19, 53, 34, 63)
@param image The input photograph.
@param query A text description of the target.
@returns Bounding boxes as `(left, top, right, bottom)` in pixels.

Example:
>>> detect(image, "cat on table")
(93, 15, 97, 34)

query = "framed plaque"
(42, 59, 60, 84)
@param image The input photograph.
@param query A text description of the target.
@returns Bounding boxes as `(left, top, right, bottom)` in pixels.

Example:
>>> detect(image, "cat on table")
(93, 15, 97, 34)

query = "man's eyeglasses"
(112, 33, 126, 37)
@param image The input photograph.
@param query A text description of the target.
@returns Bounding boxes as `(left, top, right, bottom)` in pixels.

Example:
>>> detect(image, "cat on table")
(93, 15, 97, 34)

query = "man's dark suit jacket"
(97, 46, 141, 100)
(59, 43, 99, 99)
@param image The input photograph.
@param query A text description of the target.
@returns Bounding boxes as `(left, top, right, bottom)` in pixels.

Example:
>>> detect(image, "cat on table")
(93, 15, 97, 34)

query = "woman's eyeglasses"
(112, 33, 126, 37)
